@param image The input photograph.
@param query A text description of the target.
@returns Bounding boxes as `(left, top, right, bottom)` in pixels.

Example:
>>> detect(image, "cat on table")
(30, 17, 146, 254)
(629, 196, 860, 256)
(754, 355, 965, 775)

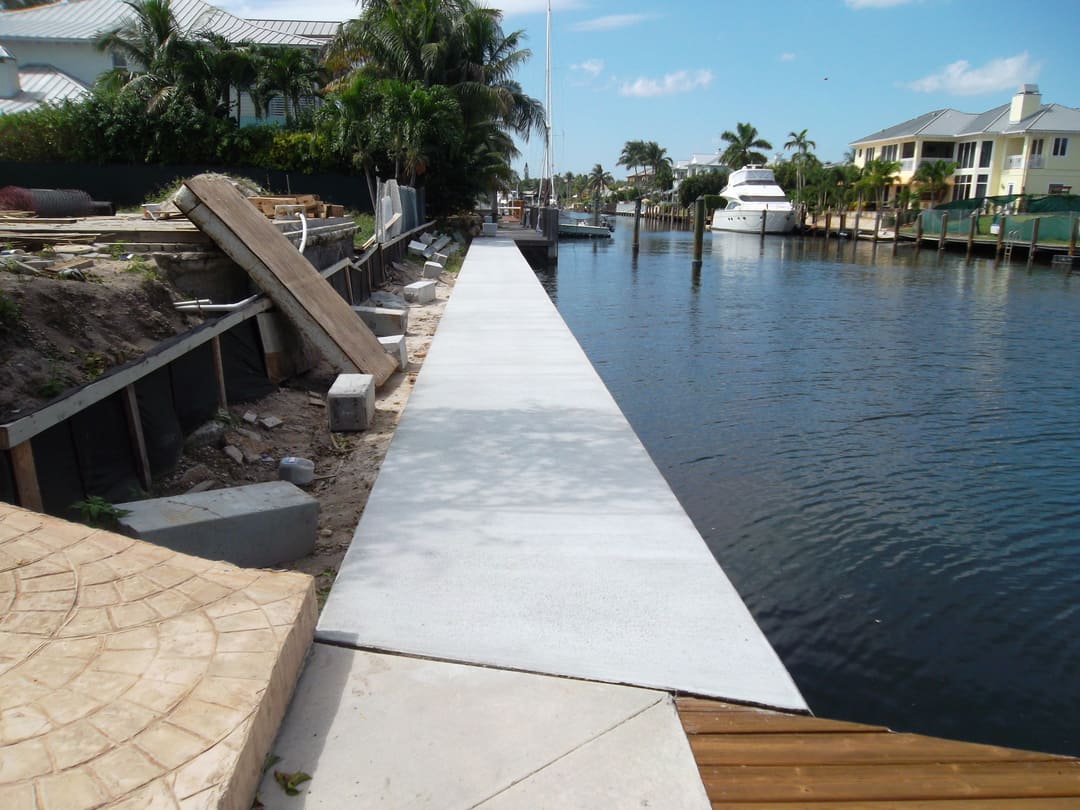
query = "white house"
(0, 0, 339, 121)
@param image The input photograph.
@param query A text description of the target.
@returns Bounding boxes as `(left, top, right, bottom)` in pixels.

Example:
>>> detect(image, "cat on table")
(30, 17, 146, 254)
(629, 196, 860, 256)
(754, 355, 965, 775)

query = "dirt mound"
(0, 258, 195, 423)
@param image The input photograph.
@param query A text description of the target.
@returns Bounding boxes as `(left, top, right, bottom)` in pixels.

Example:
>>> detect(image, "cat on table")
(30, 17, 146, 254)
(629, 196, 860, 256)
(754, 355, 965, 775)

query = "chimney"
(0, 47, 20, 99)
(1009, 84, 1041, 123)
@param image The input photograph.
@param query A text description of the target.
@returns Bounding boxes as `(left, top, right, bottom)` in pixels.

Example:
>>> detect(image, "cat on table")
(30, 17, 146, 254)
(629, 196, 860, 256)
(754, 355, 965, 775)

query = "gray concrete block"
(404, 280, 437, 304)
(482, 222, 498, 237)
(116, 481, 318, 567)
(431, 253, 449, 266)
(352, 305, 408, 336)
(422, 261, 442, 279)
(419, 232, 435, 245)
(378, 334, 408, 371)
(328, 373, 375, 432)
(407, 240, 429, 257)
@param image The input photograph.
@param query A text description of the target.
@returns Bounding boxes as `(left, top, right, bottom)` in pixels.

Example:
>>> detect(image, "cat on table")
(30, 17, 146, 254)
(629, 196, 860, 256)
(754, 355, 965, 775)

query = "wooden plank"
(121, 384, 152, 491)
(176, 177, 396, 386)
(210, 336, 228, 409)
(10, 441, 43, 511)
(681, 710, 888, 735)
(699, 761, 1080, 803)
(689, 732, 1062, 766)
(718, 799, 1080, 809)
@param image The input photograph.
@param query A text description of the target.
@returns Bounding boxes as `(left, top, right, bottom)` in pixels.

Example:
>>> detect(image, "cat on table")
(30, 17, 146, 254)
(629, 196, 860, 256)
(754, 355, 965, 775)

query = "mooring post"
(824, 211, 832, 241)
(632, 198, 642, 252)
(760, 208, 767, 241)
(853, 202, 863, 241)
(1070, 216, 1078, 257)
(996, 215, 1006, 261)
(938, 212, 948, 252)
(892, 207, 901, 254)
(1027, 217, 1040, 269)
(966, 211, 977, 259)
(872, 207, 882, 244)
(914, 211, 923, 254)
(692, 196, 705, 268)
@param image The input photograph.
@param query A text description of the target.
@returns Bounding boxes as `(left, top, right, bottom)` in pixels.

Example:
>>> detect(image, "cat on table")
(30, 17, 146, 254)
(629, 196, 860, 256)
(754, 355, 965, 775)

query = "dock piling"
(938, 212, 948, 253)
(914, 212, 923, 255)
(1070, 216, 1078, 257)
(692, 197, 705, 269)
(966, 212, 977, 259)
(995, 215, 1006, 264)
(632, 198, 642, 252)
(1027, 218, 1040, 269)
(760, 208, 767, 242)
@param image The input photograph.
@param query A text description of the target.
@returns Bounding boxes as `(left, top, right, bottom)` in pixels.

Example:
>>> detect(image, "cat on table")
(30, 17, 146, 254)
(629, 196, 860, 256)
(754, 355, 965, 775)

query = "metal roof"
(0, 0, 325, 47)
(0, 64, 88, 114)
(245, 19, 341, 40)
(854, 97, 1080, 144)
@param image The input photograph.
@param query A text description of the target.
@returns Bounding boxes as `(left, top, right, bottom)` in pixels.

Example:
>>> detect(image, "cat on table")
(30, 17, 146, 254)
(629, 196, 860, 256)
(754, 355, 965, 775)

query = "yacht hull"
(710, 209, 796, 234)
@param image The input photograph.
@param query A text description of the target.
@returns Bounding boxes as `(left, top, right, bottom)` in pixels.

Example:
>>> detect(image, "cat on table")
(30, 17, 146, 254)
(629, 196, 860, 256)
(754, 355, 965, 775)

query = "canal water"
(538, 222, 1080, 756)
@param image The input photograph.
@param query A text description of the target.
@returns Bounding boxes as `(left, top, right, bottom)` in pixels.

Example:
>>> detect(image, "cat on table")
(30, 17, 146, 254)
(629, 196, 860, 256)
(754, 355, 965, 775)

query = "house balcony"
(1004, 154, 1044, 170)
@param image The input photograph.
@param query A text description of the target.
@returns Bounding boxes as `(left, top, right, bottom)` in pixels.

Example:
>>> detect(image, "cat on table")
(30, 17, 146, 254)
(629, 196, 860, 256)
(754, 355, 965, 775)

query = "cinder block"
(352, 305, 408, 336)
(482, 222, 498, 237)
(404, 280, 436, 304)
(419, 232, 435, 245)
(431, 252, 448, 266)
(422, 261, 442, 279)
(431, 234, 451, 252)
(328, 373, 375, 432)
(116, 482, 318, 567)
(407, 240, 428, 257)
(378, 334, 408, 371)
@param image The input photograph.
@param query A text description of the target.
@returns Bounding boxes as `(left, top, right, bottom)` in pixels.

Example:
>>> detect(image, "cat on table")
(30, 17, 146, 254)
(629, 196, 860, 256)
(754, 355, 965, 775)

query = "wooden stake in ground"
(176, 175, 397, 385)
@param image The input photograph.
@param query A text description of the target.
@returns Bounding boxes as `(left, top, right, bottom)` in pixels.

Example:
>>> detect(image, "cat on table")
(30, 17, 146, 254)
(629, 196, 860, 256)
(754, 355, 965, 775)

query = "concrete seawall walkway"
(318, 237, 805, 711)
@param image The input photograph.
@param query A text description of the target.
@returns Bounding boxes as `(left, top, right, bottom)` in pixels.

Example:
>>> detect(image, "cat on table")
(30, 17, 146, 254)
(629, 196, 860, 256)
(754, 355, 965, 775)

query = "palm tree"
(856, 158, 901, 209)
(587, 163, 612, 222)
(256, 46, 322, 124)
(719, 122, 772, 169)
(783, 128, 816, 206)
(94, 0, 186, 109)
(617, 140, 646, 184)
(912, 159, 958, 204)
(640, 141, 672, 191)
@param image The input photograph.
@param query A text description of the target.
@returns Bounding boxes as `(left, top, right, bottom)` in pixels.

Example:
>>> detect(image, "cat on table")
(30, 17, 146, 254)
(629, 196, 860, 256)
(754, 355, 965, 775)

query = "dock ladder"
(1003, 229, 1020, 262)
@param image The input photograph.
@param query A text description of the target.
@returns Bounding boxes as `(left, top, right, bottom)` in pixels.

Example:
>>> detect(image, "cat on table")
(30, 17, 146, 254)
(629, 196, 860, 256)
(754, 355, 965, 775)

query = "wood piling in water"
(966, 213, 977, 259)
(938, 212, 948, 252)
(692, 197, 705, 268)
(1028, 218, 1040, 269)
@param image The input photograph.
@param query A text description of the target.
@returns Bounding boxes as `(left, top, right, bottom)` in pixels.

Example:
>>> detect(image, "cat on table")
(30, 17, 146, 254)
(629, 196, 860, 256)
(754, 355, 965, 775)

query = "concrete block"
(407, 240, 428, 257)
(116, 481, 318, 567)
(378, 334, 408, 371)
(419, 232, 435, 245)
(352, 305, 408, 336)
(404, 280, 436, 304)
(422, 261, 442, 279)
(431, 234, 451, 252)
(328, 373, 375, 432)
(431, 253, 448, 267)
(482, 222, 498, 237)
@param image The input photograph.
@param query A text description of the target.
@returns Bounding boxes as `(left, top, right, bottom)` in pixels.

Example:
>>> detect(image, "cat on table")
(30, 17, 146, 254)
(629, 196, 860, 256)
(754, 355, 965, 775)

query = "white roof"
(0, 64, 88, 114)
(0, 0, 328, 47)
(245, 19, 341, 40)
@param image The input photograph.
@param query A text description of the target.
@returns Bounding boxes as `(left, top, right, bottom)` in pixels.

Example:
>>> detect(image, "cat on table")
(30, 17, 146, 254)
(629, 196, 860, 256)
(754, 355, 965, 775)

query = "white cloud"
(570, 13, 650, 32)
(619, 69, 713, 98)
(779, 52, 796, 62)
(845, 0, 914, 8)
(571, 58, 604, 78)
(904, 52, 1041, 95)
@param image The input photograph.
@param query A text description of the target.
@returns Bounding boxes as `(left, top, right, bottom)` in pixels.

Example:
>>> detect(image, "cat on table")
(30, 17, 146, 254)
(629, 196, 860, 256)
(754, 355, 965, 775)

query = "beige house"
(850, 85, 1080, 203)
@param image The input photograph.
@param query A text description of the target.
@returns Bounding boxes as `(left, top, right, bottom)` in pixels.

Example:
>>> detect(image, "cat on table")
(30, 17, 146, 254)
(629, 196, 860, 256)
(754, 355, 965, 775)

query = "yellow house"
(850, 85, 1080, 203)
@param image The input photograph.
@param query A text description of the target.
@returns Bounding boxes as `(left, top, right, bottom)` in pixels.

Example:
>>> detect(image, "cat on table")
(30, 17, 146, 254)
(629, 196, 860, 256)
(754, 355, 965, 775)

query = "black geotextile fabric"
(221, 320, 276, 402)
(0, 449, 15, 506)
(32, 422, 89, 519)
(69, 395, 141, 505)
(135, 366, 185, 476)
(170, 342, 220, 432)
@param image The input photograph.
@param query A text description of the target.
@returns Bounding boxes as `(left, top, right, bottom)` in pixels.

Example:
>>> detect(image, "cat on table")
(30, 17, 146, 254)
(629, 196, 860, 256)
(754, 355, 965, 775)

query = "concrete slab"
(0, 503, 316, 810)
(351, 305, 408, 337)
(403, 279, 436, 303)
(256, 645, 707, 809)
(117, 481, 319, 567)
(319, 238, 807, 711)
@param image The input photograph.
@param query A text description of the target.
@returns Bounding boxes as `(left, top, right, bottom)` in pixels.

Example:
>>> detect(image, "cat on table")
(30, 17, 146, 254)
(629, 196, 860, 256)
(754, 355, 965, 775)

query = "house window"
(1053, 137, 1069, 156)
(952, 175, 973, 201)
(978, 141, 993, 168)
(902, 142, 915, 158)
(957, 141, 977, 169)
(112, 52, 128, 69)
(857, 148, 862, 159)
(975, 174, 988, 198)
(881, 144, 898, 161)
(1030, 138, 1044, 155)
(865, 147, 875, 161)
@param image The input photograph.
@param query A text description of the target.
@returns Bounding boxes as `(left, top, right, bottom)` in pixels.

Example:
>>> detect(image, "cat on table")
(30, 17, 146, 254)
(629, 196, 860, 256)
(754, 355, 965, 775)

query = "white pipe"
(174, 293, 259, 313)
(297, 211, 308, 254)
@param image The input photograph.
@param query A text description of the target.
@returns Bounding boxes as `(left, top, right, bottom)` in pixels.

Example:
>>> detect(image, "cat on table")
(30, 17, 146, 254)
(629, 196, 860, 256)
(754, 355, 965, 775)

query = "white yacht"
(710, 165, 796, 234)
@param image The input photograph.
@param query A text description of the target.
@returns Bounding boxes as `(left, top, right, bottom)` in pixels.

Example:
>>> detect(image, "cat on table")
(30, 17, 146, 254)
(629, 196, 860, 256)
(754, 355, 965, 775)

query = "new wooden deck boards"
(676, 697, 1080, 807)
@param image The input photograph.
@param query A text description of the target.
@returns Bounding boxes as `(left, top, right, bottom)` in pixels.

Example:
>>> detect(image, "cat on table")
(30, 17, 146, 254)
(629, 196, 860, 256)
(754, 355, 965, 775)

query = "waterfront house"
(0, 0, 338, 122)
(850, 85, 1080, 203)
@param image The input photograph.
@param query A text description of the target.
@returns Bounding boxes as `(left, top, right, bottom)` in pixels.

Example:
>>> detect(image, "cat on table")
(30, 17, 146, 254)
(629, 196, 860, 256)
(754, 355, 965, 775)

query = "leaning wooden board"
(176, 175, 397, 385)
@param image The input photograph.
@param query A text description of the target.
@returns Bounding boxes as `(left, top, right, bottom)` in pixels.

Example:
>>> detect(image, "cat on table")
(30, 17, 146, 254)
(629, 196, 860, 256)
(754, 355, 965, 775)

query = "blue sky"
(218, 0, 1080, 178)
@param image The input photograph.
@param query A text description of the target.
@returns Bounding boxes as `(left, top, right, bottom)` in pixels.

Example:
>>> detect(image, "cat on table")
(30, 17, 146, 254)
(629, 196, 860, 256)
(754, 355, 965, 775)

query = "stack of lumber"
(246, 194, 346, 219)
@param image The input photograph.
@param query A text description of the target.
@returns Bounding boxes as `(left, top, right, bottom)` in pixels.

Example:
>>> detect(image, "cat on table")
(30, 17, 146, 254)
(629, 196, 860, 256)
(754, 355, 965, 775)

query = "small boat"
(558, 214, 612, 239)
(710, 165, 796, 234)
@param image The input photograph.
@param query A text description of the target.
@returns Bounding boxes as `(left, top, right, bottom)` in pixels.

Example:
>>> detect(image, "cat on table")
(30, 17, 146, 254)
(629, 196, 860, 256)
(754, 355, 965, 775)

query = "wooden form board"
(176, 176, 397, 385)
(676, 696, 1080, 806)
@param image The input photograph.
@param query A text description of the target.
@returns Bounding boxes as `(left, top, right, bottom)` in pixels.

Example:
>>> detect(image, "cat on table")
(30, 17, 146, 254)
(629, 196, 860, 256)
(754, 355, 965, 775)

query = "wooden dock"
(677, 696, 1080, 806)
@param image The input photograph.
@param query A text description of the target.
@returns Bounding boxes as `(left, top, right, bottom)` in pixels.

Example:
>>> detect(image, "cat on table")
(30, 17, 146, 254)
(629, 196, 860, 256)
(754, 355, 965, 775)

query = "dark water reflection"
(538, 222, 1080, 755)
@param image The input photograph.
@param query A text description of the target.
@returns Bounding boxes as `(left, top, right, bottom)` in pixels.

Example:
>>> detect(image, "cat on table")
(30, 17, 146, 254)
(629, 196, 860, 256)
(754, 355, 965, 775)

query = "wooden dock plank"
(689, 732, 1063, 766)
(678, 696, 1080, 805)
(176, 175, 397, 385)
(699, 761, 1080, 802)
